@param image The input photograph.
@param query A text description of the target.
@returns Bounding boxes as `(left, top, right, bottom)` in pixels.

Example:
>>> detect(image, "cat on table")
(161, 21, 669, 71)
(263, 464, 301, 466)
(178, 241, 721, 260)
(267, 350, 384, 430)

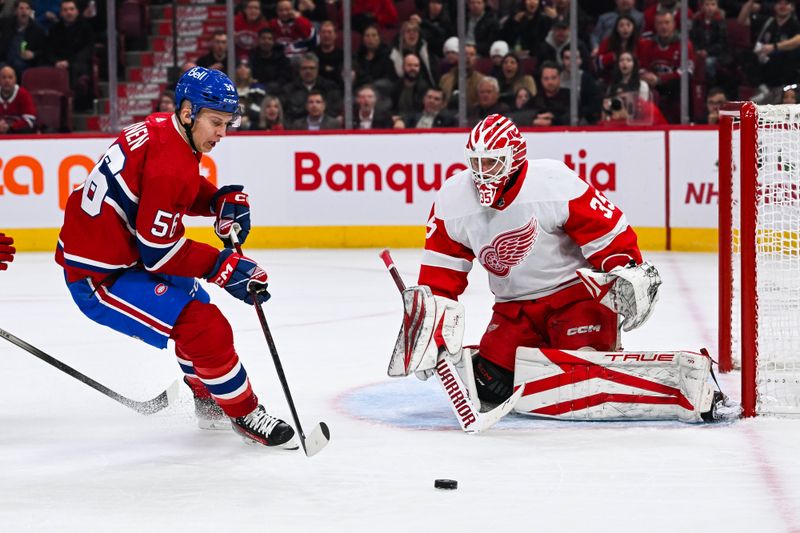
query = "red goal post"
(718, 101, 800, 418)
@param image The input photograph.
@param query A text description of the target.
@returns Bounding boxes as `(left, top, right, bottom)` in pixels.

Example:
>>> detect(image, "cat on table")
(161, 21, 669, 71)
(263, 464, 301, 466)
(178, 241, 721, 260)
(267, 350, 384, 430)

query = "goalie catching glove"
(576, 261, 661, 332)
(388, 285, 465, 380)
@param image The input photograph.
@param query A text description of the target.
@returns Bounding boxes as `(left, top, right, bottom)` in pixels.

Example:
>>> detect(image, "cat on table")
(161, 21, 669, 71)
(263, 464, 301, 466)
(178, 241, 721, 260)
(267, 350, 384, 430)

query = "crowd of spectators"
(4, 0, 800, 133)
(0, 0, 105, 132)
(210, 0, 800, 131)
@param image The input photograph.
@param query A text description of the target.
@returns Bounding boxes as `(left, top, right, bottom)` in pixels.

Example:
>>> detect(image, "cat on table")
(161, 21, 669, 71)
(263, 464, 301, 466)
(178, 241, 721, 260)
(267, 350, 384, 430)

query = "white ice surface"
(1, 250, 799, 533)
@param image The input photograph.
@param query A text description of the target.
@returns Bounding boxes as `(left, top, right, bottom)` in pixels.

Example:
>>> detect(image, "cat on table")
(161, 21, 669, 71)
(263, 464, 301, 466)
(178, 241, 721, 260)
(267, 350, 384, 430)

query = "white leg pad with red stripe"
(512, 348, 716, 423)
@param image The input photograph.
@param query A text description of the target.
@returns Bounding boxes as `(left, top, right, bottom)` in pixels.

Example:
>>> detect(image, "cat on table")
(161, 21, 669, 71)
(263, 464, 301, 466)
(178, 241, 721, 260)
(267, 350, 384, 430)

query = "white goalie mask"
(465, 114, 527, 206)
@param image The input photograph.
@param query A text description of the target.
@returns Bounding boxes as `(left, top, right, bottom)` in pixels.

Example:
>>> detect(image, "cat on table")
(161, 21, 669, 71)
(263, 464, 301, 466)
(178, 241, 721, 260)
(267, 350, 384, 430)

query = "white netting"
(732, 105, 800, 415)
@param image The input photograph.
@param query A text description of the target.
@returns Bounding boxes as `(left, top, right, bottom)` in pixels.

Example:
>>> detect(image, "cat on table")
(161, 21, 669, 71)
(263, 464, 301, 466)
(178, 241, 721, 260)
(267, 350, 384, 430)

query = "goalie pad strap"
(513, 348, 714, 423)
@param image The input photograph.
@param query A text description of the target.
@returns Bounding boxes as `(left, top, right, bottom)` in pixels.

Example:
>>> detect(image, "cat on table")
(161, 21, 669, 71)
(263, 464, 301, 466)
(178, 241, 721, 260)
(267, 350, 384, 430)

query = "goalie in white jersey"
(389, 114, 738, 425)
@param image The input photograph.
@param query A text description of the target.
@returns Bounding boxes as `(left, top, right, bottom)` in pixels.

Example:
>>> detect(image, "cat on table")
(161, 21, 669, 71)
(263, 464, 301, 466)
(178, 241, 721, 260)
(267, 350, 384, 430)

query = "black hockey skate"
(231, 405, 298, 449)
(184, 377, 230, 430)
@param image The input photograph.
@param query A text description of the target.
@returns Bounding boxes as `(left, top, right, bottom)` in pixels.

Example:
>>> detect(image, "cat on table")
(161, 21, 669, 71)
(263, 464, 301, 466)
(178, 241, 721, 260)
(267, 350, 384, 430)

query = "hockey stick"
(231, 232, 330, 457)
(379, 249, 522, 434)
(0, 327, 180, 415)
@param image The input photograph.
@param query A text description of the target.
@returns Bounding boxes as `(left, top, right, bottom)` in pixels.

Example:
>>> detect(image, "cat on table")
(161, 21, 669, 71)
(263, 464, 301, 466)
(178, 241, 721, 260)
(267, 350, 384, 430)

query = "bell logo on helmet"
(187, 67, 209, 81)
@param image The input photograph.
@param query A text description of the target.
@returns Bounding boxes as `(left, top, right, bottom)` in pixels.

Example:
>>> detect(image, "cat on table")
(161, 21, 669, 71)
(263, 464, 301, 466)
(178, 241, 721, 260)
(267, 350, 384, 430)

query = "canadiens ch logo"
(478, 218, 539, 277)
(154, 283, 168, 296)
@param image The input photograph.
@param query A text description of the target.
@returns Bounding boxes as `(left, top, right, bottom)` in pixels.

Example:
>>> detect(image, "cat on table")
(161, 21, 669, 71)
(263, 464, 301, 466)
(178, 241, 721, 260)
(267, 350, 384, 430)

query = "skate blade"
(198, 418, 232, 431)
(240, 435, 300, 450)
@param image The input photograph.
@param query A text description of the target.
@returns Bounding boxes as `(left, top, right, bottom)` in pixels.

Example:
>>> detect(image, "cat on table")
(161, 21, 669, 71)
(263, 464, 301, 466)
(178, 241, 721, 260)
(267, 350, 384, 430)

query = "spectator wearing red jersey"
(234, 0, 269, 60)
(351, 0, 398, 33)
(639, 10, 695, 123)
(267, 0, 315, 59)
(643, 0, 693, 34)
(594, 14, 641, 83)
(0, 65, 36, 133)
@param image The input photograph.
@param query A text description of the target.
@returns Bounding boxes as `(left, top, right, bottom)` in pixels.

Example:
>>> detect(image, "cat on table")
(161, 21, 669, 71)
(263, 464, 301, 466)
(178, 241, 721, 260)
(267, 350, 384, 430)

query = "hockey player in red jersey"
(389, 114, 737, 425)
(56, 66, 296, 449)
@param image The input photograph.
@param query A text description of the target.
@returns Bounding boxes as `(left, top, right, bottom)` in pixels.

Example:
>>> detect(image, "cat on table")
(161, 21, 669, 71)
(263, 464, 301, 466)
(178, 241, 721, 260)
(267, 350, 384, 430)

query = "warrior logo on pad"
(478, 218, 538, 277)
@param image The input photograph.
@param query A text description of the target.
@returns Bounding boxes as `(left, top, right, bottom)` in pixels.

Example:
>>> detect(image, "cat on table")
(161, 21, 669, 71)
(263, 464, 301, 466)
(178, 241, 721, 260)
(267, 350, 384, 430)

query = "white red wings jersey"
(56, 113, 220, 284)
(419, 159, 642, 302)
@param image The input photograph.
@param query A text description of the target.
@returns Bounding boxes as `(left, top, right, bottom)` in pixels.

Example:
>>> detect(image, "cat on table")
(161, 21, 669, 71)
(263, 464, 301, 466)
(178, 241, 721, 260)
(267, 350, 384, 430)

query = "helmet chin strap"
(178, 111, 201, 153)
(502, 167, 522, 193)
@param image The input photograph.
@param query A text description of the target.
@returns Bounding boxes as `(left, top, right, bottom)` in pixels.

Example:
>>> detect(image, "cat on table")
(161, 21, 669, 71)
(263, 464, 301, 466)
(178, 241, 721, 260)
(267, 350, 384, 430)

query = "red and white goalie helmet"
(465, 114, 527, 206)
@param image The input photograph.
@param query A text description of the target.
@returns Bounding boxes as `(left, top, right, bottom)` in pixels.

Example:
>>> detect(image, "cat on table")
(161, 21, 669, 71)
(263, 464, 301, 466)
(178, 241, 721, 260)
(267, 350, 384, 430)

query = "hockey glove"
(576, 260, 661, 332)
(207, 249, 269, 305)
(0, 233, 15, 271)
(211, 185, 251, 247)
(388, 285, 465, 380)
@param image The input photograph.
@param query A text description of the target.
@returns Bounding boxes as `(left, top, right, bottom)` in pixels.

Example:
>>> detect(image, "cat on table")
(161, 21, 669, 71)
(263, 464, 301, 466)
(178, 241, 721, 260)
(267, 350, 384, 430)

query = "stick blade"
(303, 422, 331, 457)
(125, 378, 182, 415)
(467, 386, 524, 434)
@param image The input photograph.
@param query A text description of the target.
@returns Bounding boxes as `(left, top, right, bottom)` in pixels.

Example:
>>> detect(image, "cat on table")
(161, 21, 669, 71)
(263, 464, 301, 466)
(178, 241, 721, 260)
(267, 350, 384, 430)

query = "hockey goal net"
(719, 102, 800, 417)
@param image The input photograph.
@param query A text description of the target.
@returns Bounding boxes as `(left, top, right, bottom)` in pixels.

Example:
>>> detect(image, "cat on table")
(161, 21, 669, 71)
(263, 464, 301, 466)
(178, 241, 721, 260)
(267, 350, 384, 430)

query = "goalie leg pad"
(512, 348, 716, 423)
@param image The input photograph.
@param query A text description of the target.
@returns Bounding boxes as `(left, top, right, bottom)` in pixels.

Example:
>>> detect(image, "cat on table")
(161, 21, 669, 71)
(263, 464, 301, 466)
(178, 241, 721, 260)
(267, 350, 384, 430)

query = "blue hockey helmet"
(174, 66, 241, 125)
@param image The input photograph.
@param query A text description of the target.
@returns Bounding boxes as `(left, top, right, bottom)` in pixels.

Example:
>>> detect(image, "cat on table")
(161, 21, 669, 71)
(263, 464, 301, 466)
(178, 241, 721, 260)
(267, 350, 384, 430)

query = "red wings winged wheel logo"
(478, 218, 539, 277)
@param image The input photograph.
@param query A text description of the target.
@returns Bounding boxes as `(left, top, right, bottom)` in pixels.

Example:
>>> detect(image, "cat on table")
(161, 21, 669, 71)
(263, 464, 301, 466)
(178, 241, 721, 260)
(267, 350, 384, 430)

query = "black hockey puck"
(434, 479, 458, 490)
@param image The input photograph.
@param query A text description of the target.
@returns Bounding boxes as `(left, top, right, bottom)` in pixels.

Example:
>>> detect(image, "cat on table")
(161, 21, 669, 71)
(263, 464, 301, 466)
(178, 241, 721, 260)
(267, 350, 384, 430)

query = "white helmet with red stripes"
(465, 114, 527, 206)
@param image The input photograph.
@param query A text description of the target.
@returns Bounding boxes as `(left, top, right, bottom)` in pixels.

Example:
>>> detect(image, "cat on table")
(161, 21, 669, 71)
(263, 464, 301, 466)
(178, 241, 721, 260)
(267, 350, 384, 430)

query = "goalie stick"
(0, 327, 180, 415)
(379, 249, 522, 434)
(230, 231, 330, 457)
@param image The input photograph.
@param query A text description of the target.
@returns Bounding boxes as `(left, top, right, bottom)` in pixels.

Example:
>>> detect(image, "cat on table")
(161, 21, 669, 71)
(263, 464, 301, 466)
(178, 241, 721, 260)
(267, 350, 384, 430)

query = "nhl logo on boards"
(154, 283, 168, 296)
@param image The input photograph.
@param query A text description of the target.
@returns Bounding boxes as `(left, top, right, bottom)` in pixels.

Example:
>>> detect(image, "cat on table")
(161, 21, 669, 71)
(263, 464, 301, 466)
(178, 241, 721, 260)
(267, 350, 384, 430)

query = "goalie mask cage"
(719, 101, 800, 418)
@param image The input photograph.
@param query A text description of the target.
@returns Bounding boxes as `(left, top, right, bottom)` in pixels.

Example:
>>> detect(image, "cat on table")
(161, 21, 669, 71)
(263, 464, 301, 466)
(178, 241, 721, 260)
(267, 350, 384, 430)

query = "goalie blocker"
(513, 347, 740, 422)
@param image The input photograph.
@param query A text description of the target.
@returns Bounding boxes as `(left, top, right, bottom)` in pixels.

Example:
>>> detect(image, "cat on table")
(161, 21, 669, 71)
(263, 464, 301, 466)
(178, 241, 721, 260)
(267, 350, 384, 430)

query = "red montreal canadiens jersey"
(419, 159, 642, 302)
(56, 113, 220, 284)
(638, 37, 695, 84)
